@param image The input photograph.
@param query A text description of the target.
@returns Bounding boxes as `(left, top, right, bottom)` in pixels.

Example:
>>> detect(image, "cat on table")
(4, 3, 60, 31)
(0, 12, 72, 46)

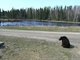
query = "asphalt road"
(0, 29, 80, 46)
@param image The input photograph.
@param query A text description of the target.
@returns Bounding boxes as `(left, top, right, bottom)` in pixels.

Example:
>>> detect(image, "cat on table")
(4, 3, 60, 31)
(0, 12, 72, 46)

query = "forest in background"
(0, 6, 80, 22)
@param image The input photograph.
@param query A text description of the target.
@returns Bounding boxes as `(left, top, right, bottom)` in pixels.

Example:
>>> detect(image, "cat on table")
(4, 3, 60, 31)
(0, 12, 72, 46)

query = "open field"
(0, 35, 80, 60)
(0, 26, 80, 32)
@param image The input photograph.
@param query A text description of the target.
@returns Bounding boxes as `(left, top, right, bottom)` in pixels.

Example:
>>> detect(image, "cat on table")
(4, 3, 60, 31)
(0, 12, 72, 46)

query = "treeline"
(0, 6, 80, 22)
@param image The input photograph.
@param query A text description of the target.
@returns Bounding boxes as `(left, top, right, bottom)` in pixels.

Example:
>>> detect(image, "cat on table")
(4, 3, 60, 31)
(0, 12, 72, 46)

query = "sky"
(0, 0, 80, 10)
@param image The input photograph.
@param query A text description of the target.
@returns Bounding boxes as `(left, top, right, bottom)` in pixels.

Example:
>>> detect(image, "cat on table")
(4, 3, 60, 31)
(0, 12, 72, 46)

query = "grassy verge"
(0, 35, 79, 60)
(0, 26, 80, 32)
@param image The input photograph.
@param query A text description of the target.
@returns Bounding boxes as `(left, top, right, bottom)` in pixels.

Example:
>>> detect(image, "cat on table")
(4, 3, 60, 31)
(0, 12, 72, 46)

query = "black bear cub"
(59, 36, 71, 48)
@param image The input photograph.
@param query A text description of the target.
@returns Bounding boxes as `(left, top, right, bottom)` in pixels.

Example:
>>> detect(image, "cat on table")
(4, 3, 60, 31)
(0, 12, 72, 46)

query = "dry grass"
(0, 26, 80, 32)
(0, 35, 80, 60)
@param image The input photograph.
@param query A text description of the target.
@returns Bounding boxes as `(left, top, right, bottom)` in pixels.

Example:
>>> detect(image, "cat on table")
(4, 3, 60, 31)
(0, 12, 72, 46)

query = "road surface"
(0, 29, 80, 46)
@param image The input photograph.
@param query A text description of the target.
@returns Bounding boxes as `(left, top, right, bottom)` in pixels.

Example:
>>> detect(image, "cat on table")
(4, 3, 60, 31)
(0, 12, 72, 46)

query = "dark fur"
(59, 36, 71, 48)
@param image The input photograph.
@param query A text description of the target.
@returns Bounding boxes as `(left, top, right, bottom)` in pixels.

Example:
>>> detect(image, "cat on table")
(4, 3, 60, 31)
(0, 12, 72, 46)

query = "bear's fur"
(59, 36, 71, 48)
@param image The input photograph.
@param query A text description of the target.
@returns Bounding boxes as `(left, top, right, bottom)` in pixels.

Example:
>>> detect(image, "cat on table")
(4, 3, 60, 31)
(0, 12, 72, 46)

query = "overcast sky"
(0, 0, 80, 10)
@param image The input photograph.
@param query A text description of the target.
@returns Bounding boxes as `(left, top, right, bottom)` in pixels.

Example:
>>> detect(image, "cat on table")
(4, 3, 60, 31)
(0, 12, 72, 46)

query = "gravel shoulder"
(0, 29, 80, 43)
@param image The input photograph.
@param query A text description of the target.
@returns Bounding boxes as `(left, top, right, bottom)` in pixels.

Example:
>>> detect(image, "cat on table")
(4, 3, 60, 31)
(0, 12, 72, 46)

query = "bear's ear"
(62, 36, 68, 39)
